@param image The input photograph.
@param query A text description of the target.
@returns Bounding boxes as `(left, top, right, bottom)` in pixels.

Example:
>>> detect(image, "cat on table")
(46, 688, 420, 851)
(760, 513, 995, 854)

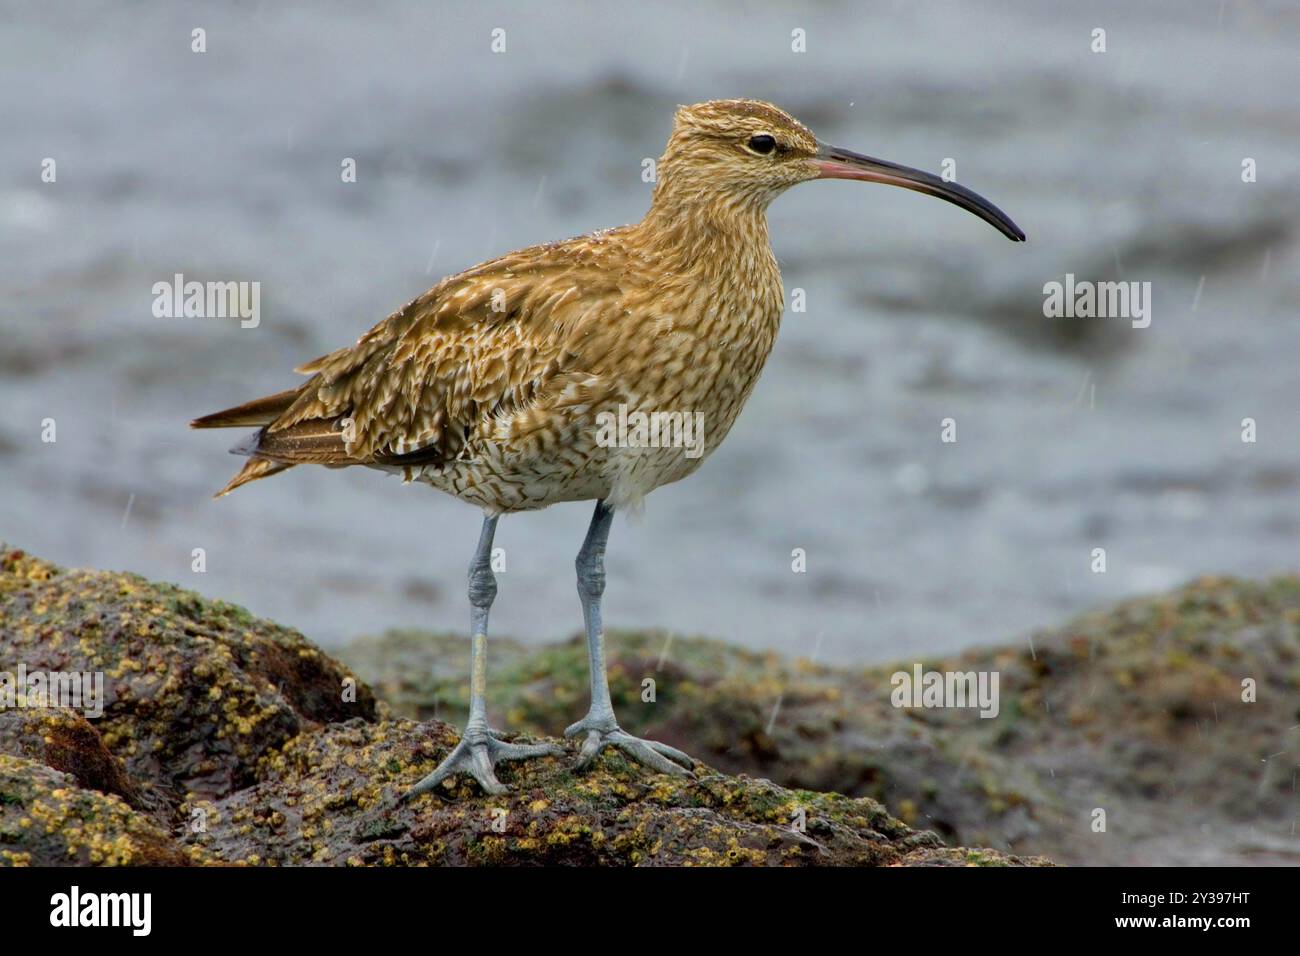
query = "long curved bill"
(813, 144, 1026, 241)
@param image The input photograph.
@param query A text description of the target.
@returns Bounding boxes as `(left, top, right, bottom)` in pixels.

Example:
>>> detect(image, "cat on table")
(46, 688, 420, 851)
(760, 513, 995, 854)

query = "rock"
(339, 575, 1300, 865)
(0, 547, 376, 811)
(0, 546, 1045, 867)
(0, 755, 192, 866)
(183, 716, 1043, 866)
(0, 707, 152, 815)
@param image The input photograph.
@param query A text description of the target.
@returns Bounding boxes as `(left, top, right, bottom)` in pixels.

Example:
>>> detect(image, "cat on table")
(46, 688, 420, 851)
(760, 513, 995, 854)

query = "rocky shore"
(0, 546, 1043, 866)
(341, 576, 1300, 866)
(4, 544, 1295, 866)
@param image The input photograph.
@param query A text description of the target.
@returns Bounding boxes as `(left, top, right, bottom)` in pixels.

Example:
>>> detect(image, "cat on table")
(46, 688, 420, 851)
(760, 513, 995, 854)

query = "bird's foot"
(403, 725, 563, 799)
(564, 713, 696, 778)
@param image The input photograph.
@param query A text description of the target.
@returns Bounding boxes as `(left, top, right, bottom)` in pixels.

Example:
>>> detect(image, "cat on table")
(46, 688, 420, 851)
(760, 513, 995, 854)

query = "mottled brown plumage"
(194, 100, 823, 511)
(196, 99, 1023, 513)
(192, 98, 1023, 795)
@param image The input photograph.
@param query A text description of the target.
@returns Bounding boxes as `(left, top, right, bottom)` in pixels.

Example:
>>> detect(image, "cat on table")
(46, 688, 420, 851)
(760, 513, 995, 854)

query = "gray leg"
(564, 501, 695, 777)
(404, 515, 561, 799)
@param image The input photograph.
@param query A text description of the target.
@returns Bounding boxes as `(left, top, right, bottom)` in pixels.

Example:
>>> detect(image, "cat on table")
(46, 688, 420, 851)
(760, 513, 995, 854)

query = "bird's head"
(653, 98, 1024, 241)
(656, 99, 822, 208)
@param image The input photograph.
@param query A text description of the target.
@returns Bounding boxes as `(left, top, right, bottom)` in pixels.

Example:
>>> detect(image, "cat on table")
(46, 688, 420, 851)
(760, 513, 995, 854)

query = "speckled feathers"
(194, 99, 808, 510)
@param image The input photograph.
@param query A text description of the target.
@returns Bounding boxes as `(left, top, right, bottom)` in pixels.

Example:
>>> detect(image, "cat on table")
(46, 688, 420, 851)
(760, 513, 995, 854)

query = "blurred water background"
(3, 1, 1298, 661)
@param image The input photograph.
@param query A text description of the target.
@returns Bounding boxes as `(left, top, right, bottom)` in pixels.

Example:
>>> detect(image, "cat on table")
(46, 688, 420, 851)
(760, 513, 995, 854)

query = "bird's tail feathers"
(214, 455, 295, 498)
(192, 388, 303, 497)
(190, 388, 300, 429)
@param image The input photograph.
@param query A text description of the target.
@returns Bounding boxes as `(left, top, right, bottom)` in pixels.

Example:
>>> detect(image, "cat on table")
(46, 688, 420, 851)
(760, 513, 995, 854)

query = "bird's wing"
(253, 234, 631, 469)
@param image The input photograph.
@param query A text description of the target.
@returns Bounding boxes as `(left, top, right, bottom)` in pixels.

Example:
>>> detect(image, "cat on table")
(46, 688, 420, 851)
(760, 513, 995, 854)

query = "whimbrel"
(192, 99, 1024, 797)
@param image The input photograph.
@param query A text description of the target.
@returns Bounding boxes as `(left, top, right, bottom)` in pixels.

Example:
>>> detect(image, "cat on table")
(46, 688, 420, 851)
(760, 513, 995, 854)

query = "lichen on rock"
(184, 716, 1043, 866)
(0, 545, 1047, 866)
(0, 755, 194, 866)
(340, 576, 1300, 865)
(0, 546, 376, 810)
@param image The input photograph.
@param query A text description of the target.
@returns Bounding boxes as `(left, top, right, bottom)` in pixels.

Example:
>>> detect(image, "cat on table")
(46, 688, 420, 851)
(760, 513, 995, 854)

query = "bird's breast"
(613, 259, 784, 462)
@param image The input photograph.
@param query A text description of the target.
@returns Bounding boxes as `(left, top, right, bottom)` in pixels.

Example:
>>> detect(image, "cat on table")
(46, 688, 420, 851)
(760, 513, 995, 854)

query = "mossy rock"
(0, 546, 377, 809)
(183, 717, 1048, 867)
(0, 706, 154, 816)
(340, 575, 1300, 865)
(0, 546, 1047, 867)
(0, 755, 197, 866)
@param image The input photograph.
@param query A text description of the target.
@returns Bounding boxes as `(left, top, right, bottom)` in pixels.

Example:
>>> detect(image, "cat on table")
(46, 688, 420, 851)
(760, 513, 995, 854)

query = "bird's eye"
(747, 134, 777, 155)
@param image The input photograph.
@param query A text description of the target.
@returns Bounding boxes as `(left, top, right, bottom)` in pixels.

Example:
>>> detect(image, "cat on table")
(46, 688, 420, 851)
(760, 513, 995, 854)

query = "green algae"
(340, 575, 1300, 865)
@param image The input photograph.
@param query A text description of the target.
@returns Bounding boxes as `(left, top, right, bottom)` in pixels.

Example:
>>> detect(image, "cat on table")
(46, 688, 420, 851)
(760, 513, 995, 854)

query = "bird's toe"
(645, 739, 695, 769)
(568, 724, 698, 779)
(573, 730, 604, 770)
(404, 726, 560, 800)
(613, 734, 693, 777)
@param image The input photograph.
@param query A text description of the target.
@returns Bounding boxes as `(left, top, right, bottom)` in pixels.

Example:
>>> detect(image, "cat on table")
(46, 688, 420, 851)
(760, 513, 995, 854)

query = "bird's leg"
(565, 500, 696, 778)
(404, 515, 561, 799)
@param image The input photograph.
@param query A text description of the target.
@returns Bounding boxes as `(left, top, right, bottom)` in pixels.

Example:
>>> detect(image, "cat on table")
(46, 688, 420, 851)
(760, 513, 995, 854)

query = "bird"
(192, 98, 1024, 798)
